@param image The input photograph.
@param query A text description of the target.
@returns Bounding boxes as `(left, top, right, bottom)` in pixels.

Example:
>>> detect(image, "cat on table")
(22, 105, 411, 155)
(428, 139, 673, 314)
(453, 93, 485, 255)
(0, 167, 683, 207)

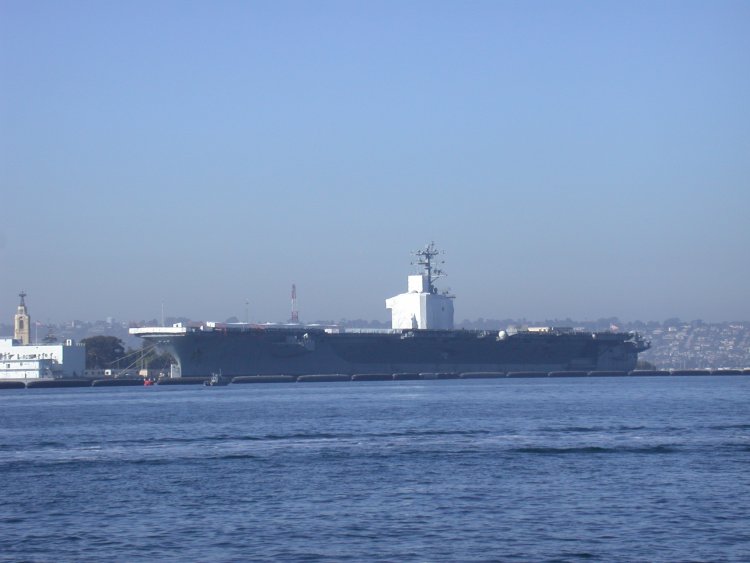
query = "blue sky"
(1, 1, 748, 324)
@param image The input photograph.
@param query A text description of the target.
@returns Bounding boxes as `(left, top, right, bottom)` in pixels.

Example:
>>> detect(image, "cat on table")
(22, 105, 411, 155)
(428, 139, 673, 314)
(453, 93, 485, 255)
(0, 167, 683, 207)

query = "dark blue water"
(1, 377, 749, 562)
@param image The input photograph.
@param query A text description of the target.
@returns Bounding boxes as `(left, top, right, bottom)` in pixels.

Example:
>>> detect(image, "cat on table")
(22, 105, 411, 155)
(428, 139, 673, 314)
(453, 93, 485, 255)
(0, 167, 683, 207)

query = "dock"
(1, 368, 748, 390)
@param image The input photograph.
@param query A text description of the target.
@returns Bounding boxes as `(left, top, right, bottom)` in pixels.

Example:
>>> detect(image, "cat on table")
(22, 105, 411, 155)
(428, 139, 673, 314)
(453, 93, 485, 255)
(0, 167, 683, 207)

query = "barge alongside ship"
(131, 244, 650, 377)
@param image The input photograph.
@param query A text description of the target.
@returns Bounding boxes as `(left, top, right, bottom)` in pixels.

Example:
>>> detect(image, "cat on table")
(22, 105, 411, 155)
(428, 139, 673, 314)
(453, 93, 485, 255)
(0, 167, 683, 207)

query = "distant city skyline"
(2, 1, 748, 324)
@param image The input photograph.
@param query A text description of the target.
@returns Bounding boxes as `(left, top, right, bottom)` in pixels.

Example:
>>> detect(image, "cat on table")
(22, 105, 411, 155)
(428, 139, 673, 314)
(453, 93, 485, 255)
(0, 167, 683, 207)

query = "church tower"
(14, 291, 31, 345)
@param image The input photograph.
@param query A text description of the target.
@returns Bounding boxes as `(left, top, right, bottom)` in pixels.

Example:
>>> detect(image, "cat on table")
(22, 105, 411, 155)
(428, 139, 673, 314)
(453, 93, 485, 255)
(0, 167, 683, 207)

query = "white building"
(0, 338, 86, 379)
(1, 293, 86, 379)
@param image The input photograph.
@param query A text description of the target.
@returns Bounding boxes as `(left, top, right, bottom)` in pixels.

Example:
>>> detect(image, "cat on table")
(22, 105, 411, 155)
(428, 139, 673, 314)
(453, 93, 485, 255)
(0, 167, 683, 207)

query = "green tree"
(81, 336, 126, 369)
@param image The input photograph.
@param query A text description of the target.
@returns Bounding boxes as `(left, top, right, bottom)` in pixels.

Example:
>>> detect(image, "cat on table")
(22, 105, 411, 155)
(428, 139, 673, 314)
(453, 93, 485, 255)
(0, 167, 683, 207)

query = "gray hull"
(141, 327, 649, 377)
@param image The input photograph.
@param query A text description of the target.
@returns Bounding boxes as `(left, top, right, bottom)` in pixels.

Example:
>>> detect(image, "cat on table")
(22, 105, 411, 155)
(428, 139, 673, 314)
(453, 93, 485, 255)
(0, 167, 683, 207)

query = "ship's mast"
(412, 242, 445, 294)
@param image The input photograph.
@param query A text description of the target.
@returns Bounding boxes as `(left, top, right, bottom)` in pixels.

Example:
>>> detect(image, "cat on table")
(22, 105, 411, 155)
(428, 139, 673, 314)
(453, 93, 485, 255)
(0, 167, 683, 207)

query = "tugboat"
(204, 371, 230, 386)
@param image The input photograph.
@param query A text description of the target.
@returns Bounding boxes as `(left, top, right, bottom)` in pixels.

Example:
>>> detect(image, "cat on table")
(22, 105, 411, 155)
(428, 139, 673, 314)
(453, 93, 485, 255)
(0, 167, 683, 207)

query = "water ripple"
(1, 379, 749, 562)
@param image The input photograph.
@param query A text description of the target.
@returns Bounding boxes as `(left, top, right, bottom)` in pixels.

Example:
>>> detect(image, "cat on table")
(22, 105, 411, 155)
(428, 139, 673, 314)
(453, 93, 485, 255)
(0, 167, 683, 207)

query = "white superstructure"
(385, 243, 455, 330)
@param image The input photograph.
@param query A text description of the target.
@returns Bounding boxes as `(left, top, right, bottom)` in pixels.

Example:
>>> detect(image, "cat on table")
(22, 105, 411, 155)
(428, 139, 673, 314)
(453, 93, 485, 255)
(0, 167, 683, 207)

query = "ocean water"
(1, 377, 749, 562)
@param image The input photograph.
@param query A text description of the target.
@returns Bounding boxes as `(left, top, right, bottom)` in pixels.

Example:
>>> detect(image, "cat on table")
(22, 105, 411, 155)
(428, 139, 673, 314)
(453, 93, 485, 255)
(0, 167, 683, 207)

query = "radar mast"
(411, 242, 445, 294)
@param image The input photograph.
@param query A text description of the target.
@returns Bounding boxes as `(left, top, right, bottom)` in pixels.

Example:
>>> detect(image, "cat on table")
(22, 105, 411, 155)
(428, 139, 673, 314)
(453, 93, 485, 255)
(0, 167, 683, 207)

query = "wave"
(0, 429, 497, 470)
(0, 449, 263, 470)
(239, 428, 491, 442)
(0, 440, 69, 450)
(510, 445, 679, 455)
(65, 429, 493, 449)
(213, 452, 259, 460)
(538, 425, 647, 433)
(708, 423, 750, 431)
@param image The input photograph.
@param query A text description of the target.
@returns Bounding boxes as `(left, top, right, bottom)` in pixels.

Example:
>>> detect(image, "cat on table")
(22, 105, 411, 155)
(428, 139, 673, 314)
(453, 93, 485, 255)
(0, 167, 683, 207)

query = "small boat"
(204, 371, 230, 386)
(143, 378, 155, 387)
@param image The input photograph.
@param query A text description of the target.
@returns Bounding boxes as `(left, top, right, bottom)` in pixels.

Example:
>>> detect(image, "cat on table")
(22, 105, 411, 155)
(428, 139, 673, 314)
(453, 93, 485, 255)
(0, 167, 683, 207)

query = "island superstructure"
(131, 244, 650, 377)
(386, 243, 454, 330)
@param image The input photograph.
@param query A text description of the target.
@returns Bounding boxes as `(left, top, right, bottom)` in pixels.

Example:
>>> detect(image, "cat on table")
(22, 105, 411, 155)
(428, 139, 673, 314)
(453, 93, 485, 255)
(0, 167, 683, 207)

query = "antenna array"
(410, 241, 446, 294)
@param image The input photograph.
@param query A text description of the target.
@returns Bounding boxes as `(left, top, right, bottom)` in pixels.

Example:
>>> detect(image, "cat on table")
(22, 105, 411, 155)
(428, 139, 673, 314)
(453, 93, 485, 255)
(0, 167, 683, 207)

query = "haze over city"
(1, 1, 748, 325)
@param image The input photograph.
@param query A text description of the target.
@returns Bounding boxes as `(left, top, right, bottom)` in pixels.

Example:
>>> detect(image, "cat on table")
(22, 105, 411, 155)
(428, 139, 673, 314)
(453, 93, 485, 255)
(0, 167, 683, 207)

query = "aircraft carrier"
(131, 244, 650, 377)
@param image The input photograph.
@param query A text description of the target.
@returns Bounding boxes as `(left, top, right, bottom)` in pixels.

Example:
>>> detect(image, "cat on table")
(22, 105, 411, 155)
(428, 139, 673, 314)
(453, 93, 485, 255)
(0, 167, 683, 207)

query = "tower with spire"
(14, 291, 31, 345)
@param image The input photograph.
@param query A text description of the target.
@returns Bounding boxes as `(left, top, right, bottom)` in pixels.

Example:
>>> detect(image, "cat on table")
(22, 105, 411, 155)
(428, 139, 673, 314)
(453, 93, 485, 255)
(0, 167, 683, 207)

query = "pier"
(1, 369, 748, 389)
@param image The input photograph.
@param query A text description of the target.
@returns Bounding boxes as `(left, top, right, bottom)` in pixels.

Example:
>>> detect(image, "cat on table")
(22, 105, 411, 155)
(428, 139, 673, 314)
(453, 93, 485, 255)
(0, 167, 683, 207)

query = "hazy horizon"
(1, 299, 748, 329)
(2, 1, 748, 325)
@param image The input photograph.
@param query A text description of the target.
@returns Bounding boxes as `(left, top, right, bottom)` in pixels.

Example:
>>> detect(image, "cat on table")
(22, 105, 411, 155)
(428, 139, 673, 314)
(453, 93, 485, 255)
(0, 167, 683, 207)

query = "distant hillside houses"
(638, 322, 749, 370)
